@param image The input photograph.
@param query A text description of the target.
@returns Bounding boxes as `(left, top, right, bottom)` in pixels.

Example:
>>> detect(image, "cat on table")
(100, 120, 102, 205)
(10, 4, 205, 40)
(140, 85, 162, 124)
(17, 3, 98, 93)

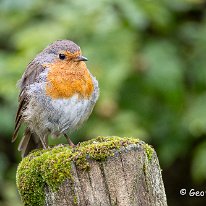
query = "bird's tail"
(18, 127, 43, 158)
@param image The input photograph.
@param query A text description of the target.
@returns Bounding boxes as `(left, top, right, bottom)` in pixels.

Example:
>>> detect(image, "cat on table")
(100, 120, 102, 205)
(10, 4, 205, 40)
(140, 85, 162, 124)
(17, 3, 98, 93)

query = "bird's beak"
(75, 55, 88, 62)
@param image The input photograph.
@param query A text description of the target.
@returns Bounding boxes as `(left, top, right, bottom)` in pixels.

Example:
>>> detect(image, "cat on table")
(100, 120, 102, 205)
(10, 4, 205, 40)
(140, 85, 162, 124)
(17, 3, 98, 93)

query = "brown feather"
(12, 60, 44, 144)
(18, 128, 31, 151)
(18, 128, 42, 158)
(12, 118, 22, 142)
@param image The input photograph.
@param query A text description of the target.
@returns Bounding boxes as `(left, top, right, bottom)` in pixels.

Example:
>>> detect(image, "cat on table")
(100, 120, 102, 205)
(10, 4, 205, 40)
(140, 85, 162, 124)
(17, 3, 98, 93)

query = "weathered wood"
(44, 144, 167, 206)
(16, 137, 167, 206)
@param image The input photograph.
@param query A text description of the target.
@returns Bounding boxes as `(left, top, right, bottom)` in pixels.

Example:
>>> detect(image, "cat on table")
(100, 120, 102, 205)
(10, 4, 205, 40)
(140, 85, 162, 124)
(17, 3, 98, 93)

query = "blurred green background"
(0, 0, 206, 205)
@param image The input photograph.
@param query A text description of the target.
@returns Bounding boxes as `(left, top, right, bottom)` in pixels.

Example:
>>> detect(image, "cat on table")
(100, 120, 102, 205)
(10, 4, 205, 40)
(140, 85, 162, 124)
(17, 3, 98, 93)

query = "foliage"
(0, 0, 206, 205)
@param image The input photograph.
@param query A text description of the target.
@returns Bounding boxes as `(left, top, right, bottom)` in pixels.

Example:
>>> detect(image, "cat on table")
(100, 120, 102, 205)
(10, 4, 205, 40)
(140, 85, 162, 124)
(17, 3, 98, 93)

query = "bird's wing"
(12, 60, 45, 142)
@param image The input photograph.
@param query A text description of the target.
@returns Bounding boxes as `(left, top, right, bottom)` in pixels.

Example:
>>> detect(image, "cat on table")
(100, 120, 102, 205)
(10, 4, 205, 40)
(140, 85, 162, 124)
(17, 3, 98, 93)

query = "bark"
(45, 145, 167, 206)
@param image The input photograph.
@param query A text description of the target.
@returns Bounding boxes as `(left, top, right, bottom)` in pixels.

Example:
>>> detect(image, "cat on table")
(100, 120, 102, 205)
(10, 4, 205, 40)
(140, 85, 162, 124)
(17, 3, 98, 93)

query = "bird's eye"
(59, 54, 66, 60)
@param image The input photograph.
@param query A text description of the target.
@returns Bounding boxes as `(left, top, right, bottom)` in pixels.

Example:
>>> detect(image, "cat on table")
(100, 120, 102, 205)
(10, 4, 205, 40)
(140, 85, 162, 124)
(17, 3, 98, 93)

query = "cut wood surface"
(16, 136, 167, 206)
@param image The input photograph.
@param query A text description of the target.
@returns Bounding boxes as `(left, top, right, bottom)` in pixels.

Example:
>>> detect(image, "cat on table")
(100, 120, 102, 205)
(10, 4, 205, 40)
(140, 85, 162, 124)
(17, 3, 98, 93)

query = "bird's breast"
(45, 61, 94, 99)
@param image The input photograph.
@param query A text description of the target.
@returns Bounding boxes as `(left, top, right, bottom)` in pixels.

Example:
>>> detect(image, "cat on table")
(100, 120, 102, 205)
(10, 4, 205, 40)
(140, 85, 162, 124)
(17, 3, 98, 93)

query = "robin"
(12, 40, 99, 157)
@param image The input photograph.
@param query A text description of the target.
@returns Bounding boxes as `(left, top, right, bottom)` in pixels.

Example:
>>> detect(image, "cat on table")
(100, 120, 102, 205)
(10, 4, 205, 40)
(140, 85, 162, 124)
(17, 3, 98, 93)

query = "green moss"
(143, 143, 154, 161)
(16, 146, 73, 206)
(73, 136, 140, 170)
(16, 136, 147, 206)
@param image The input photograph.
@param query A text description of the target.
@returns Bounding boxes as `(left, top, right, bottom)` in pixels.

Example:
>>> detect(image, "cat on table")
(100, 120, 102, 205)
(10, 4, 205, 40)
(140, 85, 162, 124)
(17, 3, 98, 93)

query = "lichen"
(16, 136, 152, 206)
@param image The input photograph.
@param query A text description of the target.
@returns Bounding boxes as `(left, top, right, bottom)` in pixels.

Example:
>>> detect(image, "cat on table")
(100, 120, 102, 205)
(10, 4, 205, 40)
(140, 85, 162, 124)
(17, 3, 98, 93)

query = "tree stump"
(16, 136, 167, 206)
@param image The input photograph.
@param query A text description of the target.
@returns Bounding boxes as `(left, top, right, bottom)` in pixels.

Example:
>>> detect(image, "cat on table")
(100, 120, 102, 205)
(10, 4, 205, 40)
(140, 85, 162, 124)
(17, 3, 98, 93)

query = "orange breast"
(45, 60, 94, 99)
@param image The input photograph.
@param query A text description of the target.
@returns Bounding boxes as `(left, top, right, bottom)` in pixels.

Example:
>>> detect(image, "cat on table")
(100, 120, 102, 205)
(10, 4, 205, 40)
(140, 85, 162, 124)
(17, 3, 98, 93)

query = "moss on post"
(16, 136, 163, 206)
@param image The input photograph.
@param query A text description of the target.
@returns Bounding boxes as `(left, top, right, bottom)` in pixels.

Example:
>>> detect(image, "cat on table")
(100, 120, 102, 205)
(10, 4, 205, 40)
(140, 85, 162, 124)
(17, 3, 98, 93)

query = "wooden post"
(16, 136, 167, 206)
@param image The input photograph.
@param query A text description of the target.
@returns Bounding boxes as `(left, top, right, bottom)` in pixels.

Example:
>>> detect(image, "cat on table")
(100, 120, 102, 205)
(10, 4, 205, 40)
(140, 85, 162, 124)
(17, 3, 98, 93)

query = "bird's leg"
(64, 134, 75, 147)
(39, 135, 48, 149)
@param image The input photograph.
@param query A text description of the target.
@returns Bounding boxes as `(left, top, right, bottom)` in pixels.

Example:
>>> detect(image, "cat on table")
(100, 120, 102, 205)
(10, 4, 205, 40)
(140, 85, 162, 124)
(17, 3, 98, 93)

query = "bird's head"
(42, 40, 88, 66)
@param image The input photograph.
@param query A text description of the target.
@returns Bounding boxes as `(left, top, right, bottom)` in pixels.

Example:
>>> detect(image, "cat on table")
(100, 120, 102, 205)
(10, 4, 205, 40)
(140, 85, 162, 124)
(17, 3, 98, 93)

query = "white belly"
(25, 93, 97, 137)
(49, 95, 95, 134)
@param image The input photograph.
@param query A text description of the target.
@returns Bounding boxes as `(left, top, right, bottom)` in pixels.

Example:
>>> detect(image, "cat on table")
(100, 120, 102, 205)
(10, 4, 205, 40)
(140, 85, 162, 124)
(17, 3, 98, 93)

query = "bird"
(12, 40, 99, 157)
